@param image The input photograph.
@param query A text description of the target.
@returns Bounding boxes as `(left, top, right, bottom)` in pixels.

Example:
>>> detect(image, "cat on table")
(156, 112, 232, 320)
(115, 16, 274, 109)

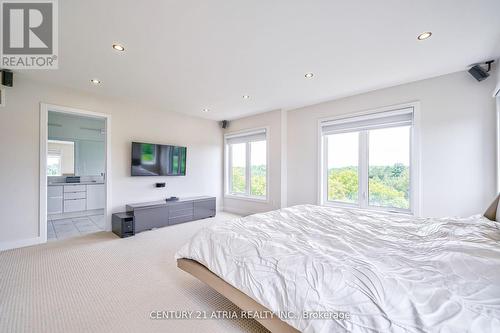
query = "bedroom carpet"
(0, 212, 269, 333)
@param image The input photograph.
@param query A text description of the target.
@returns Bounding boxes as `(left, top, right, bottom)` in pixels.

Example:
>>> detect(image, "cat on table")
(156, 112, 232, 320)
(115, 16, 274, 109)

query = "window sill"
(224, 194, 269, 203)
(322, 201, 414, 216)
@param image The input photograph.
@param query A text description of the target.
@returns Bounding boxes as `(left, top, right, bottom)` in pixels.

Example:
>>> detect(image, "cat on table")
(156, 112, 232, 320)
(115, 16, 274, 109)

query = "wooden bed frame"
(177, 258, 299, 333)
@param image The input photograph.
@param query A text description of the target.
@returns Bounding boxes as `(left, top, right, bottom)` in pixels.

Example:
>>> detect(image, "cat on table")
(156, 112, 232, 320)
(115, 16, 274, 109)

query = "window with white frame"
(320, 106, 418, 214)
(47, 149, 62, 176)
(225, 128, 268, 200)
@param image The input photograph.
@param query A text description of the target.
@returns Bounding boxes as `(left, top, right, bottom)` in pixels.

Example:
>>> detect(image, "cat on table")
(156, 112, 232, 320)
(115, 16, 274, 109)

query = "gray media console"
(112, 196, 216, 238)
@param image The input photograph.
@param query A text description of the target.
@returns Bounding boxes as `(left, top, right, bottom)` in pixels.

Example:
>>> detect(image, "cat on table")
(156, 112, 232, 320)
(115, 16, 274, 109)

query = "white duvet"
(175, 205, 500, 332)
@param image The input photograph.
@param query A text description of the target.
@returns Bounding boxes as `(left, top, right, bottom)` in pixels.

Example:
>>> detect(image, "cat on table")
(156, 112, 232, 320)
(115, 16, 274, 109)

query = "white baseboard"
(221, 206, 255, 216)
(0, 236, 45, 252)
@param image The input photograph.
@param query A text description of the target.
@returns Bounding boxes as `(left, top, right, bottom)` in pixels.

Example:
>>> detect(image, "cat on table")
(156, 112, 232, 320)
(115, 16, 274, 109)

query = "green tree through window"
(325, 124, 411, 211)
(231, 166, 266, 197)
(227, 135, 267, 198)
(328, 164, 410, 209)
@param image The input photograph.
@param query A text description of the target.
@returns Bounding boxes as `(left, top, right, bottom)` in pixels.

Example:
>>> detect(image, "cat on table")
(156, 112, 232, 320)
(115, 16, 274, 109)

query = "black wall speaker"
(221, 120, 229, 129)
(468, 65, 489, 82)
(1, 70, 13, 87)
(468, 60, 494, 82)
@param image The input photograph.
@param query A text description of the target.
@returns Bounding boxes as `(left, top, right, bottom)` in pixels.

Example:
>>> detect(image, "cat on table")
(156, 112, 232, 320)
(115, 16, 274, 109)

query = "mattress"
(176, 204, 500, 332)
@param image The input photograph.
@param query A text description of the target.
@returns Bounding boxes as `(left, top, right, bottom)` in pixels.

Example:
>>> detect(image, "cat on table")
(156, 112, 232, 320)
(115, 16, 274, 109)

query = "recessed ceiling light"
(112, 43, 125, 51)
(242, 95, 250, 99)
(202, 108, 210, 112)
(90, 79, 101, 85)
(305, 73, 314, 78)
(417, 32, 432, 40)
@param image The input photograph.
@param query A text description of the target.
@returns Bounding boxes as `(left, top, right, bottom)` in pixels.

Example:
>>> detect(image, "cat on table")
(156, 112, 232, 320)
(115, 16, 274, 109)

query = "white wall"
(223, 110, 283, 215)
(287, 70, 498, 217)
(1, 69, 496, 248)
(0, 76, 222, 246)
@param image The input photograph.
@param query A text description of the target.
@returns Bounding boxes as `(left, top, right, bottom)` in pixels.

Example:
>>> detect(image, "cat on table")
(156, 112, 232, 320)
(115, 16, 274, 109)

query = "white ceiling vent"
(0, 88, 5, 107)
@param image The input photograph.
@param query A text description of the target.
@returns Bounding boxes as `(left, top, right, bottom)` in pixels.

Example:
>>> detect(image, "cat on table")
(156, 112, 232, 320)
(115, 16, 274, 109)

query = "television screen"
(131, 142, 187, 176)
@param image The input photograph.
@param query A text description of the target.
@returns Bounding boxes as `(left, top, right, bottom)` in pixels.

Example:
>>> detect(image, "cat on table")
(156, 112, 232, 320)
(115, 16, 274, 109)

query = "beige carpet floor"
(0, 212, 269, 333)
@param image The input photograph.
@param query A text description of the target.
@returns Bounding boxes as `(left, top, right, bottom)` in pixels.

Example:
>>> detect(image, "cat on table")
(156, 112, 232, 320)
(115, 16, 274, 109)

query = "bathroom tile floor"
(47, 214, 105, 241)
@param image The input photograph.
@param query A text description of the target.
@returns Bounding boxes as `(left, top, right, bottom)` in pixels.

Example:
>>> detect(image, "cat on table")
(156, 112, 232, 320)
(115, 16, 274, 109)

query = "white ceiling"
(18, 0, 500, 120)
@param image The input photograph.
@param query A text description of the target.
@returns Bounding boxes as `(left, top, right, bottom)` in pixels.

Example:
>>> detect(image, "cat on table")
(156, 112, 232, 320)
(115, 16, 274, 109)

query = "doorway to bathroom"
(39, 104, 111, 242)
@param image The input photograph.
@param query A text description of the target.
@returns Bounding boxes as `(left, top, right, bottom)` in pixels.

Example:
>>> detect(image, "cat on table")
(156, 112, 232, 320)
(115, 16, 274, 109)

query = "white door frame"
(39, 103, 112, 243)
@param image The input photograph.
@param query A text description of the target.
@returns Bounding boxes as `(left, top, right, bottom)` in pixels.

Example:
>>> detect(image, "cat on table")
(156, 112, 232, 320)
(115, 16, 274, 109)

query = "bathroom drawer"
(64, 184, 86, 193)
(64, 199, 86, 212)
(64, 191, 86, 200)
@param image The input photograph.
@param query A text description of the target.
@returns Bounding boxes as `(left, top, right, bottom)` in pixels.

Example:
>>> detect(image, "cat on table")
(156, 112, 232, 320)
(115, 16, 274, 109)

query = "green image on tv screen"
(141, 143, 155, 162)
(132, 142, 186, 176)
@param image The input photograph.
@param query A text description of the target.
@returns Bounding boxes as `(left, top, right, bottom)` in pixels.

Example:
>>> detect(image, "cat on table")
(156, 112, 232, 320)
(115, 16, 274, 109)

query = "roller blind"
(48, 148, 61, 156)
(225, 128, 267, 145)
(321, 108, 413, 135)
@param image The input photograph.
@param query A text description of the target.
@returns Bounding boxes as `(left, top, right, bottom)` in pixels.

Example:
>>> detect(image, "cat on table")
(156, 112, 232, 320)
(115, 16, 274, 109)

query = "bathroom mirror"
(47, 140, 75, 176)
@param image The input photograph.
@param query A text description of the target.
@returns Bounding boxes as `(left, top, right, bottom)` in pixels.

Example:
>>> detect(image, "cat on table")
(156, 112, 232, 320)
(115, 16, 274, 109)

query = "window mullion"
(359, 131, 369, 208)
(227, 144, 233, 194)
(246, 142, 251, 196)
(323, 136, 329, 205)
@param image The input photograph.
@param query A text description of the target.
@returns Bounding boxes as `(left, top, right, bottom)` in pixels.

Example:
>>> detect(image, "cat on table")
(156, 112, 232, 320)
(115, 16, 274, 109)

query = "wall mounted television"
(131, 142, 187, 176)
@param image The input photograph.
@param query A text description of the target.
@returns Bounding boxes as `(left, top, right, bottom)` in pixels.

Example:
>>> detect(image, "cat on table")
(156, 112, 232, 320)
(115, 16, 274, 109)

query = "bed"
(176, 204, 500, 332)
